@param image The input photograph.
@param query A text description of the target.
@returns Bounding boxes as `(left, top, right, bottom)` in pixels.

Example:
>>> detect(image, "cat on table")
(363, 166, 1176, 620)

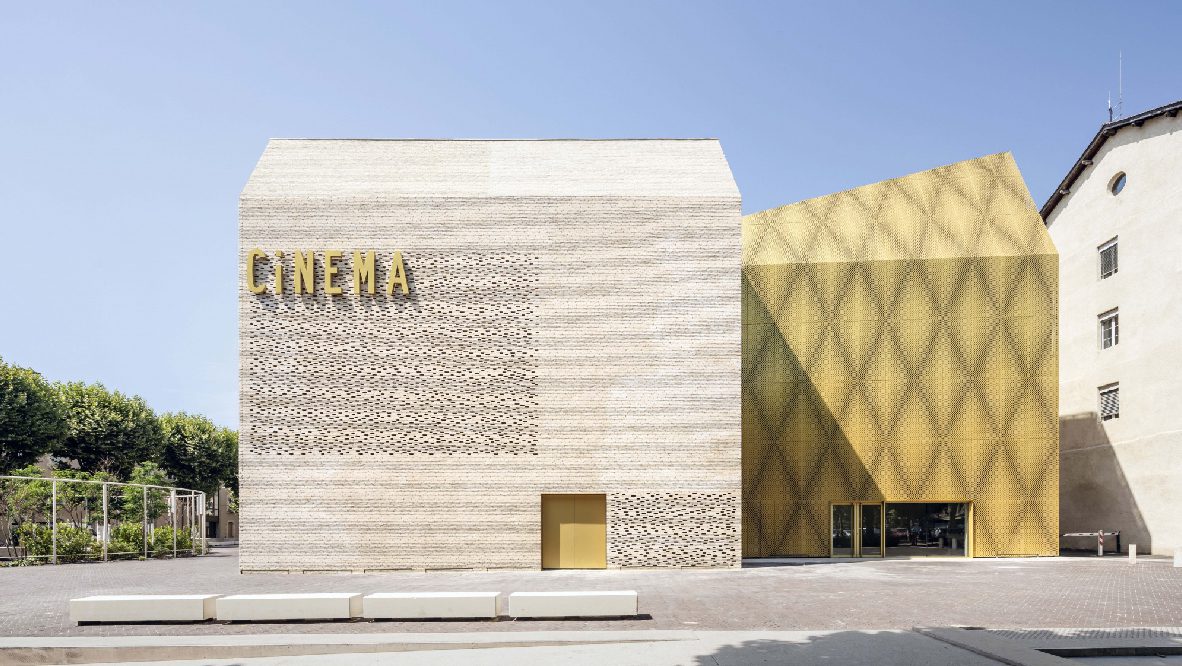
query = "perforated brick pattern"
(741, 153, 1059, 558)
(242, 251, 540, 456)
(608, 493, 741, 568)
(238, 139, 743, 571)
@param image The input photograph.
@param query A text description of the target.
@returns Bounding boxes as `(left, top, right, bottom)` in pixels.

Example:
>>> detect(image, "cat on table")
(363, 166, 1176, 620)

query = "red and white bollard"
(1098, 531, 1104, 557)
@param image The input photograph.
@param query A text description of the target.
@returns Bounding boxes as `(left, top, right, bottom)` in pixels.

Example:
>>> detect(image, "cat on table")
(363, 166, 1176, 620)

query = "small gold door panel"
(541, 494, 606, 569)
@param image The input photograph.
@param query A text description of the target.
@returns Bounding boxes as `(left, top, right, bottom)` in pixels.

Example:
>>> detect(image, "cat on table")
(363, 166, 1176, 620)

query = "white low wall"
(508, 591, 637, 618)
(363, 592, 499, 619)
(70, 595, 220, 623)
(216, 593, 362, 621)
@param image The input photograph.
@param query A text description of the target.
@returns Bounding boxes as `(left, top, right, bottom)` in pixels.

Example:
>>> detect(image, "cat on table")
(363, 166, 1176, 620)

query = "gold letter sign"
(386, 251, 409, 296)
(353, 251, 376, 295)
(245, 250, 410, 297)
(294, 250, 315, 294)
(246, 248, 267, 294)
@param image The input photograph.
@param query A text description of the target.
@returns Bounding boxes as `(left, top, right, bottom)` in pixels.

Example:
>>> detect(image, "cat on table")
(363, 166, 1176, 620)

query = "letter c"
(246, 248, 267, 294)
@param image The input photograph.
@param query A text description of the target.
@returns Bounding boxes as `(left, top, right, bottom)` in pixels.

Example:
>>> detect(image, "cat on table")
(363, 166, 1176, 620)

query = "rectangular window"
(1099, 309, 1119, 349)
(1099, 238, 1118, 279)
(1099, 383, 1120, 421)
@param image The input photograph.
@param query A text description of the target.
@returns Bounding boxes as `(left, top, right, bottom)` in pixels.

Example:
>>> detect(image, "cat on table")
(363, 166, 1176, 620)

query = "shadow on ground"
(691, 630, 1000, 666)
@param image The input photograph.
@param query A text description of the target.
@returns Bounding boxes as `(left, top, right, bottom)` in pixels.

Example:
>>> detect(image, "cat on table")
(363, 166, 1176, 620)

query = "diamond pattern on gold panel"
(742, 153, 1059, 557)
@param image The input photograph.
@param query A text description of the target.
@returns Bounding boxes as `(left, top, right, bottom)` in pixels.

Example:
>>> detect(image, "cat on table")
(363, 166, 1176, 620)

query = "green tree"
(159, 413, 236, 496)
(52, 469, 116, 527)
(222, 430, 239, 498)
(0, 465, 51, 556)
(119, 461, 172, 523)
(56, 382, 162, 478)
(0, 357, 67, 471)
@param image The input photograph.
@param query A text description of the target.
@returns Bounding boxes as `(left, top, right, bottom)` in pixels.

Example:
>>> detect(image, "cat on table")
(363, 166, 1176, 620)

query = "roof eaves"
(1040, 99, 1182, 222)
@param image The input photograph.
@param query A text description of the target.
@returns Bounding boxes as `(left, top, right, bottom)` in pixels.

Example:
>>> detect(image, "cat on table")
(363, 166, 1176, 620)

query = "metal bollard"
(1129, 544, 1137, 564)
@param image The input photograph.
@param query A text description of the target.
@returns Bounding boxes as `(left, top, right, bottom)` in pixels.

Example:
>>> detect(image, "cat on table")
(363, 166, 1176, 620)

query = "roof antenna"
(1118, 50, 1124, 120)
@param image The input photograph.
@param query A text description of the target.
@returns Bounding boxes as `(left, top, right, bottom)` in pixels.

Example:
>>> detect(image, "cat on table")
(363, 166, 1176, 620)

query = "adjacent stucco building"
(238, 139, 742, 572)
(1045, 100, 1182, 556)
(743, 153, 1060, 558)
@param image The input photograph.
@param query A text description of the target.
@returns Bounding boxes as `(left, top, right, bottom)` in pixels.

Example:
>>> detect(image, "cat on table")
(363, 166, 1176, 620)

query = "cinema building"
(743, 153, 1059, 559)
(239, 141, 1057, 572)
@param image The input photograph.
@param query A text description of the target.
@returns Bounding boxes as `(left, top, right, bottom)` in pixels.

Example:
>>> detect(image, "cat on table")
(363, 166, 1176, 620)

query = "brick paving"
(3, 548, 1182, 637)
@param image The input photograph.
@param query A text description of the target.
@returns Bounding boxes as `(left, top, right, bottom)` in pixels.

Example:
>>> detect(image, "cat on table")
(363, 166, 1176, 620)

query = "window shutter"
(1099, 242, 1118, 279)
(1099, 386, 1120, 420)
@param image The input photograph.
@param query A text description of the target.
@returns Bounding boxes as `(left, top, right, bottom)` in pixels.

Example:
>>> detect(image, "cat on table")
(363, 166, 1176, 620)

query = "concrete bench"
(508, 591, 638, 618)
(70, 595, 220, 624)
(363, 592, 499, 619)
(216, 593, 362, 622)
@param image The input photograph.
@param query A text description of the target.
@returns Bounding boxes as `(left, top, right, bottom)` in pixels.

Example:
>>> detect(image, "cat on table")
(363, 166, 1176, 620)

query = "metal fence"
(0, 474, 207, 564)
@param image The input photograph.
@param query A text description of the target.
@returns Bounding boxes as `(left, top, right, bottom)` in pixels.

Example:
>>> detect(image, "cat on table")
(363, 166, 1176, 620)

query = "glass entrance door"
(831, 502, 884, 557)
(860, 503, 882, 557)
(884, 503, 968, 557)
(831, 504, 853, 556)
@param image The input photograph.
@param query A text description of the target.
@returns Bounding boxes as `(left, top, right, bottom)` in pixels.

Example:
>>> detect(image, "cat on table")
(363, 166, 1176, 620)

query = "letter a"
(386, 251, 410, 296)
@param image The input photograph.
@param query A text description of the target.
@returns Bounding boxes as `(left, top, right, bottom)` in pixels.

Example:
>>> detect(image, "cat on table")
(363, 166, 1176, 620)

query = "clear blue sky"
(1, 2, 1179, 428)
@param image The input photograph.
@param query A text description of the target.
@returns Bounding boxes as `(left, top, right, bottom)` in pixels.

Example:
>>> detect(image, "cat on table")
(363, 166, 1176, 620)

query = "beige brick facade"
(238, 140, 742, 572)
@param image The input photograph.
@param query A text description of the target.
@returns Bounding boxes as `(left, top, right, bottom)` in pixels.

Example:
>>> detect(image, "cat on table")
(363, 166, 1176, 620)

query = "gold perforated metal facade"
(742, 153, 1059, 557)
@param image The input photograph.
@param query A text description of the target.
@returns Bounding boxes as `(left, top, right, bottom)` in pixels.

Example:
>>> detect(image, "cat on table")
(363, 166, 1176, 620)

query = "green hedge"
(149, 526, 193, 558)
(108, 522, 145, 559)
(9, 521, 201, 563)
(14, 523, 100, 563)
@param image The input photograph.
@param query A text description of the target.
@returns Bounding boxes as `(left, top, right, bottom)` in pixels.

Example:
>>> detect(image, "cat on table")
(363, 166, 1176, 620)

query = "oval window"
(1110, 172, 1127, 195)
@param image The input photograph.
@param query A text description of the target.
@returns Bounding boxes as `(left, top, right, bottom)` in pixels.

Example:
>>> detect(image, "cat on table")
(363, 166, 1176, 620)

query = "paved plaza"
(4, 548, 1182, 639)
(25, 630, 1003, 665)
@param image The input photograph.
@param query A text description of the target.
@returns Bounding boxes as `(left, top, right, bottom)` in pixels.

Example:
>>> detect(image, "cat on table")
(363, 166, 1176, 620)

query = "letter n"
(295, 250, 315, 294)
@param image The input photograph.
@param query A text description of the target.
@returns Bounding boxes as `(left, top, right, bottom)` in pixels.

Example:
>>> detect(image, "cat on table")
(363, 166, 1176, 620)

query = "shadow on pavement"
(691, 631, 1000, 666)
(742, 558, 885, 568)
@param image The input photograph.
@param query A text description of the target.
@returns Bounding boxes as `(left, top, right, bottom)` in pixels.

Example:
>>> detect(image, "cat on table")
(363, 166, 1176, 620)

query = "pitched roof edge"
(1040, 99, 1182, 222)
(264, 137, 722, 142)
(743, 151, 1015, 220)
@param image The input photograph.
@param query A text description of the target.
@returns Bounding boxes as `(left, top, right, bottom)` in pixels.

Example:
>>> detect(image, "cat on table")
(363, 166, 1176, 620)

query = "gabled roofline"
(1041, 99, 1182, 222)
(265, 137, 720, 142)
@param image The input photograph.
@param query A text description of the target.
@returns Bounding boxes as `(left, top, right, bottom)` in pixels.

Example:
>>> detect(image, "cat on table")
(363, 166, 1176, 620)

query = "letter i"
(274, 251, 285, 294)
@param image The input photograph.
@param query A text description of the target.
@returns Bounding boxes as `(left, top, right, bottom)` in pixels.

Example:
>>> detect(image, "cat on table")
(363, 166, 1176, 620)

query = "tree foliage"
(1, 465, 52, 554)
(55, 381, 163, 479)
(222, 430, 239, 498)
(16, 522, 99, 562)
(51, 469, 117, 527)
(150, 525, 193, 557)
(159, 413, 237, 496)
(1, 359, 238, 531)
(0, 357, 67, 472)
(120, 461, 172, 522)
(1, 466, 125, 555)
